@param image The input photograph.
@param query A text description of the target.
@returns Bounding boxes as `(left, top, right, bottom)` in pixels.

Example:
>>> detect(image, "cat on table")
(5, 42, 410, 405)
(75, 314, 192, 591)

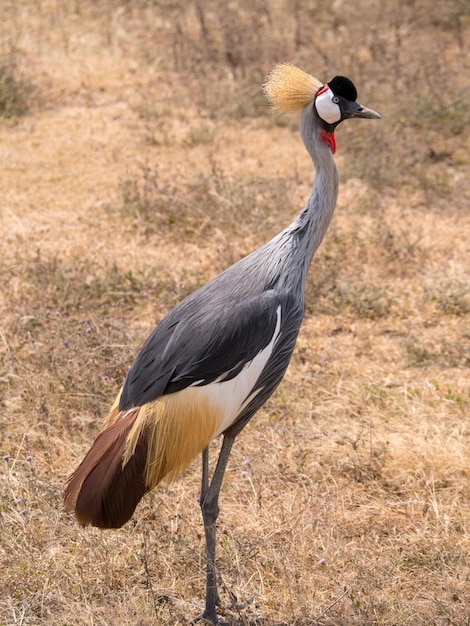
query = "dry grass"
(1, 0, 469, 624)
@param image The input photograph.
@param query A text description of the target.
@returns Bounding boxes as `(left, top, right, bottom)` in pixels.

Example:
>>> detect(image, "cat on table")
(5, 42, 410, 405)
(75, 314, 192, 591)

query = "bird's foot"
(190, 594, 255, 625)
(190, 599, 223, 625)
(190, 611, 226, 625)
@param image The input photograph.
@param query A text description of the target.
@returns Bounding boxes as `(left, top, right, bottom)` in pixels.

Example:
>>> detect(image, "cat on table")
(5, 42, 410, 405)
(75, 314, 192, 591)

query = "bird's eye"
(332, 96, 340, 104)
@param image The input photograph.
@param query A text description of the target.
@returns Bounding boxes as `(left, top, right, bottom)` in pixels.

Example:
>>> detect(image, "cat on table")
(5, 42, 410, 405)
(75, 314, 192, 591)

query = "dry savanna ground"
(0, 1, 469, 624)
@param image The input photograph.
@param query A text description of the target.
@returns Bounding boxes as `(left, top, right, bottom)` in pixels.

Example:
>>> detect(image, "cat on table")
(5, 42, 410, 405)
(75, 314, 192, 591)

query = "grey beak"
(343, 100, 381, 120)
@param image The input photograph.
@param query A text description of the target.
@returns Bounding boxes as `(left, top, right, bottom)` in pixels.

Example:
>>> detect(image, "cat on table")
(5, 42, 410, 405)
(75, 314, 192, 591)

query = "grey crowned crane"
(64, 63, 380, 624)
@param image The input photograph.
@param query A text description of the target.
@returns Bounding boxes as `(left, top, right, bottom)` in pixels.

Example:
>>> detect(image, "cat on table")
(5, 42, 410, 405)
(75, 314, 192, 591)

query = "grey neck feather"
(220, 103, 339, 296)
(266, 104, 339, 289)
(292, 105, 339, 266)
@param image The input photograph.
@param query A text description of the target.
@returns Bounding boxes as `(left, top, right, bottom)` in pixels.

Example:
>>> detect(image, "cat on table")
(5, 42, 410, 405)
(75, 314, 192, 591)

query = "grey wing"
(223, 294, 304, 437)
(119, 288, 302, 412)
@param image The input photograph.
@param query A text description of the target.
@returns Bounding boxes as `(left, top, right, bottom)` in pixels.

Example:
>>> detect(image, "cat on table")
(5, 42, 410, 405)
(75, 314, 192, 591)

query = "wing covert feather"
(119, 289, 296, 410)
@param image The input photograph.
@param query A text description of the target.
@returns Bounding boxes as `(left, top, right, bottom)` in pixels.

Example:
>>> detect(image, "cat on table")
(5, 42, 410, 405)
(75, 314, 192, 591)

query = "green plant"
(0, 53, 34, 118)
(427, 279, 470, 316)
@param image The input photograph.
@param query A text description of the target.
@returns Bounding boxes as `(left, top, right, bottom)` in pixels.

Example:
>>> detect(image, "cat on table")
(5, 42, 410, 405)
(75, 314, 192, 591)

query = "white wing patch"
(200, 305, 282, 438)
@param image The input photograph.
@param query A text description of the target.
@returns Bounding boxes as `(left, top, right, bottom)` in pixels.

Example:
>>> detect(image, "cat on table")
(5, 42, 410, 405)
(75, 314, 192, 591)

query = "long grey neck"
(228, 105, 339, 295)
(287, 105, 339, 281)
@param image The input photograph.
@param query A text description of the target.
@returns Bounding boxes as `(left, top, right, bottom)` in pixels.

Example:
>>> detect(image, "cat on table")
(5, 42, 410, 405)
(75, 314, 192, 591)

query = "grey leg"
(199, 435, 235, 625)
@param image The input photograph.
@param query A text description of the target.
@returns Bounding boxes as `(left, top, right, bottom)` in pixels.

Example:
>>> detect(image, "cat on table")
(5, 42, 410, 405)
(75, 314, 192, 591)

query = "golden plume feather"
(263, 63, 323, 113)
(123, 388, 219, 489)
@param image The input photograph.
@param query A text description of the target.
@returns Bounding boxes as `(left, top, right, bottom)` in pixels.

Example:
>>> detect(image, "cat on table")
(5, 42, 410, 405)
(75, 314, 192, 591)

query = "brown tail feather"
(65, 386, 220, 529)
(64, 409, 147, 529)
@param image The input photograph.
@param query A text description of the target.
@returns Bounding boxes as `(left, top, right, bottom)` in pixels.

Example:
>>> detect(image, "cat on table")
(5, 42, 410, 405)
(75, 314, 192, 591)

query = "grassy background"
(0, 1, 469, 624)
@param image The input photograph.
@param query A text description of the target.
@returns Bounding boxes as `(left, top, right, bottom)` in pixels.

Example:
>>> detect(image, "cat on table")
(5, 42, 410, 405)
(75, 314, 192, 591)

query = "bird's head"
(263, 63, 380, 154)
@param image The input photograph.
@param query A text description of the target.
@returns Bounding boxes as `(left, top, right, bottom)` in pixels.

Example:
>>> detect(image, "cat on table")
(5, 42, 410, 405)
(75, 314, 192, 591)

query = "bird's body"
(65, 63, 380, 624)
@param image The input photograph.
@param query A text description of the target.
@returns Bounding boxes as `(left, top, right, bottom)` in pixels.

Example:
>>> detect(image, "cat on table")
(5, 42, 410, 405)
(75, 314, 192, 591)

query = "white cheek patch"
(315, 86, 341, 124)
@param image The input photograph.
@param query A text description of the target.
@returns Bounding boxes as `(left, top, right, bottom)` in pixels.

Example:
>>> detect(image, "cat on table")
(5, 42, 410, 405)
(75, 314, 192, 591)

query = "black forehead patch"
(328, 76, 358, 102)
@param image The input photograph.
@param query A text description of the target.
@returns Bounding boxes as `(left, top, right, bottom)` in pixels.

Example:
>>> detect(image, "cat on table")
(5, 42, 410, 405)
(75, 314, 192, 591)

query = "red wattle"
(320, 129, 336, 154)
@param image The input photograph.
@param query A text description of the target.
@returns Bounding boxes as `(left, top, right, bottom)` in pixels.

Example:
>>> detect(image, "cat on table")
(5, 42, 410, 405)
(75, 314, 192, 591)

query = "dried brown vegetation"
(1, 0, 469, 624)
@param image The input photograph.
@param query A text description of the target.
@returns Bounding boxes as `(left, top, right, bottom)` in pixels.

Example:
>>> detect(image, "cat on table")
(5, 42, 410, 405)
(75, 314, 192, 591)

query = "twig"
(315, 587, 351, 623)
(141, 528, 161, 619)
